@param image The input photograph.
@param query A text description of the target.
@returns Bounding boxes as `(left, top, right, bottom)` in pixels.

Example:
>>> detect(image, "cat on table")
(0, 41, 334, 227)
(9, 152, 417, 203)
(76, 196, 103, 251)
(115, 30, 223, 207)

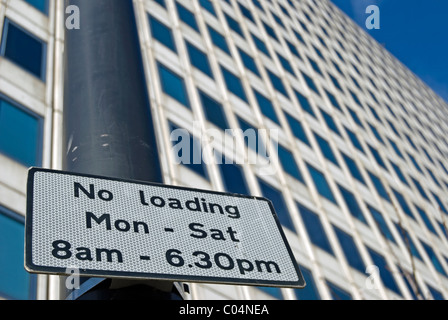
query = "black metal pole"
(62, 0, 180, 300)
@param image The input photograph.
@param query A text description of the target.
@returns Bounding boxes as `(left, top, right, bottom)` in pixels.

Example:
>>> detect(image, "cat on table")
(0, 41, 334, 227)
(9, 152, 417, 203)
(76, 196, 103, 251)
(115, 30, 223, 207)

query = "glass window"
(238, 48, 260, 77)
(199, 0, 216, 16)
(1, 19, 46, 80)
(257, 286, 283, 299)
(345, 126, 365, 154)
(157, 62, 190, 108)
(341, 153, 365, 185)
(368, 205, 396, 243)
(207, 25, 230, 54)
(427, 284, 445, 300)
(237, 116, 267, 157)
(367, 247, 402, 296)
(431, 192, 448, 215)
(216, 154, 249, 195)
(267, 69, 289, 98)
(347, 107, 364, 129)
(308, 56, 322, 76)
(324, 89, 342, 111)
(314, 132, 338, 166)
(410, 177, 429, 201)
(368, 144, 387, 170)
(338, 184, 367, 224)
(333, 225, 365, 272)
(320, 109, 340, 136)
(262, 21, 278, 41)
(293, 29, 305, 44)
(0, 96, 42, 167)
(277, 144, 303, 182)
(392, 189, 415, 220)
(388, 138, 404, 159)
(154, 0, 166, 7)
(199, 90, 228, 131)
(224, 13, 244, 38)
(285, 39, 301, 60)
(415, 205, 437, 235)
(390, 161, 409, 186)
(176, 1, 199, 32)
(251, 32, 270, 58)
(277, 52, 295, 75)
(302, 72, 319, 95)
(293, 265, 321, 300)
(148, 15, 177, 52)
(297, 203, 333, 254)
(185, 41, 213, 78)
(420, 240, 447, 277)
(221, 65, 248, 103)
(368, 123, 384, 144)
(169, 122, 208, 179)
(24, 0, 48, 13)
(294, 90, 315, 117)
(258, 178, 295, 232)
(284, 112, 310, 146)
(238, 3, 254, 22)
(307, 163, 337, 203)
(368, 171, 391, 202)
(326, 280, 352, 300)
(254, 89, 279, 124)
(0, 208, 35, 300)
(394, 223, 422, 261)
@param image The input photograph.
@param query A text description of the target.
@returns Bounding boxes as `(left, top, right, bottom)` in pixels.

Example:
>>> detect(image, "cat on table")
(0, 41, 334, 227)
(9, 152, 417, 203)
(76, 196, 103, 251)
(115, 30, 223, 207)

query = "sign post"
(25, 168, 305, 289)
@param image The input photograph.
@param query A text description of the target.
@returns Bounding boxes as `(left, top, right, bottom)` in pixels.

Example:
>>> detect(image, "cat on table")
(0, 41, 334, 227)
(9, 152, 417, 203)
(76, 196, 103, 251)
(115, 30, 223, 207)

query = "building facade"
(1, 0, 448, 300)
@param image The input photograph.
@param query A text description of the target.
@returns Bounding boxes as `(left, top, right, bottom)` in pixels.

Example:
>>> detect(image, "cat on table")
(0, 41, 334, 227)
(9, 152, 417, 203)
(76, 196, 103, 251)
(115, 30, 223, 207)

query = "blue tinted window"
(154, 0, 166, 7)
(277, 144, 303, 182)
(302, 72, 319, 95)
(267, 69, 289, 98)
(25, 0, 47, 13)
(224, 13, 244, 37)
(368, 171, 391, 202)
(262, 21, 278, 41)
(186, 41, 213, 78)
(207, 25, 230, 54)
(427, 284, 445, 300)
(394, 223, 421, 261)
(388, 138, 404, 159)
(341, 153, 365, 185)
(238, 3, 254, 22)
(314, 133, 338, 166)
(258, 179, 295, 232)
(369, 123, 384, 144)
(293, 29, 305, 44)
(320, 109, 340, 136)
(149, 15, 177, 52)
(216, 155, 249, 195)
(333, 225, 365, 272)
(392, 189, 415, 220)
(410, 177, 429, 201)
(169, 122, 208, 179)
(257, 286, 283, 299)
(284, 112, 310, 146)
(278, 52, 295, 75)
(390, 161, 409, 186)
(308, 56, 322, 76)
(254, 90, 279, 124)
(325, 89, 342, 111)
(0, 96, 42, 167)
(345, 126, 365, 153)
(347, 107, 364, 129)
(338, 184, 367, 224)
(238, 48, 260, 76)
(199, 90, 228, 131)
(199, 0, 216, 16)
(367, 247, 402, 295)
(415, 205, 437, 235)
(420, 240, 447, 277)
(251, 33, 270, 58)
(158, 63, 190, 108)
(1, 19, 46, 80)
(286, 39, 301, 60)
(294, 265, 321, 300)
(327, 281, 352, 300)
(0, 209, 35, 300)
(294, 90, 315, 117)
(176, 2, 199, 31)
(221, 65, 248, 103)
(307, 163, 336, 203)
(298, 203, 333, 254)
(237, 116, 267, 157)
(368, 144, 387, 170)
(368, 205, 396, 243)
(431, 192, 448, 215)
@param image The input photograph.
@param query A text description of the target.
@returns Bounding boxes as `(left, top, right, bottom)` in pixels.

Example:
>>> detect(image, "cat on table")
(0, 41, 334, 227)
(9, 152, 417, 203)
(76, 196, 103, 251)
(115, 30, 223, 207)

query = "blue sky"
(330, 0, 448, 104)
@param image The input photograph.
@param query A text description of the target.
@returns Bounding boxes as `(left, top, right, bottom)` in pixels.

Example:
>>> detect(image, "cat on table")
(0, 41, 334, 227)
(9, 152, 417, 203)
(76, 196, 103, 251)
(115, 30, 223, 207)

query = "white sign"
(25, 168, 305, 288)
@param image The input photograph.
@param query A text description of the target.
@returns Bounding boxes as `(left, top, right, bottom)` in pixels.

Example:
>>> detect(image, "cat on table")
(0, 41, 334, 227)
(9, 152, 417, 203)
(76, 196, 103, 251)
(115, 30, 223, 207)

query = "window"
(238, 3, 254, 23)
(224, 13, 244, 38)
(327, 280, 352, 300)
(333, 225, 365, 272)
(420, 240, 447, 277)
(284, 112, 310, 146)
(293, 265, 321, 300)
(220, 65, 248, 103)
(169, 122, 208, 179)
(251, 32, 270, 58)
(341, 153, 365, 185)
(392, 189, 415, 220)
(410, 176, 429, 201)
(157, 63, 190, 108)
(368, 205, 396, 243)
(267, 69, 289, 98)
(368, 171, 391, 202)
(237, 116, 267, 157)
(185, 41, 213, 78)
(390, 161, 409, 186)
(238, 48, 260, 77)
(294, 90, 315, 117)
(338, 184, 367, 224)
(277, 144, 303, 182)
(257, 286, 283, 299)
(216, 154, 249, 195)
(314, 132, 338, 166)
(427, 284, 445, 300)
(0, 207, 35, 299)
(431, 192, 448, 215)
(176, 1, 199, 32)
(207, 25, 230, 54)
(367, 247, 402, 295)
(149, 15, 177, 52)
(153, 0, 166, 7)
(277, 52, 295, 76)
(199, 90, 228, 131)
(254, 90, 279, 124)
(1, 19, 46, 80)
(297, 203, 333, 254)
(258, 178, 295, 232)
(24, 0, 48, 14)
(199, 0, 216, 16)
(320, 109, 340, 136)
(325, 89, 342, 111)
(347, 107, 364, 129)
(394, 223, 422, 261)
(415, 205, 437, 235)
(368, 144, 387, 170)
(307, 163, 337, 203)
(0, 96, 42, 167)
(345, 126, 365, 154)
(262, 21, 278, 41)
(302, 72, 320, 95)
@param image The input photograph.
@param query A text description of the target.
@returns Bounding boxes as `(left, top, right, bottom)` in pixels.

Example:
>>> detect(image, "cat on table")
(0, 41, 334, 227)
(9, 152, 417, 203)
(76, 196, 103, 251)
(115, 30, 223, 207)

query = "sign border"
(25, 167, 306, 289)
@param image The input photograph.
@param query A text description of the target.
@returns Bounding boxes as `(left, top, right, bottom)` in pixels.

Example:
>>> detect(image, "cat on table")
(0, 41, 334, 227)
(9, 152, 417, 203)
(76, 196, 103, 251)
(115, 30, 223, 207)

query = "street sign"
(25, 167, 305, 288)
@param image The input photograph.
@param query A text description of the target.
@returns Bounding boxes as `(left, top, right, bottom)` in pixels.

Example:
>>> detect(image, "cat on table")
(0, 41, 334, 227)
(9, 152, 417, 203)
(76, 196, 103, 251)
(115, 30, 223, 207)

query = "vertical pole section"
(62, 0, 179, 300)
